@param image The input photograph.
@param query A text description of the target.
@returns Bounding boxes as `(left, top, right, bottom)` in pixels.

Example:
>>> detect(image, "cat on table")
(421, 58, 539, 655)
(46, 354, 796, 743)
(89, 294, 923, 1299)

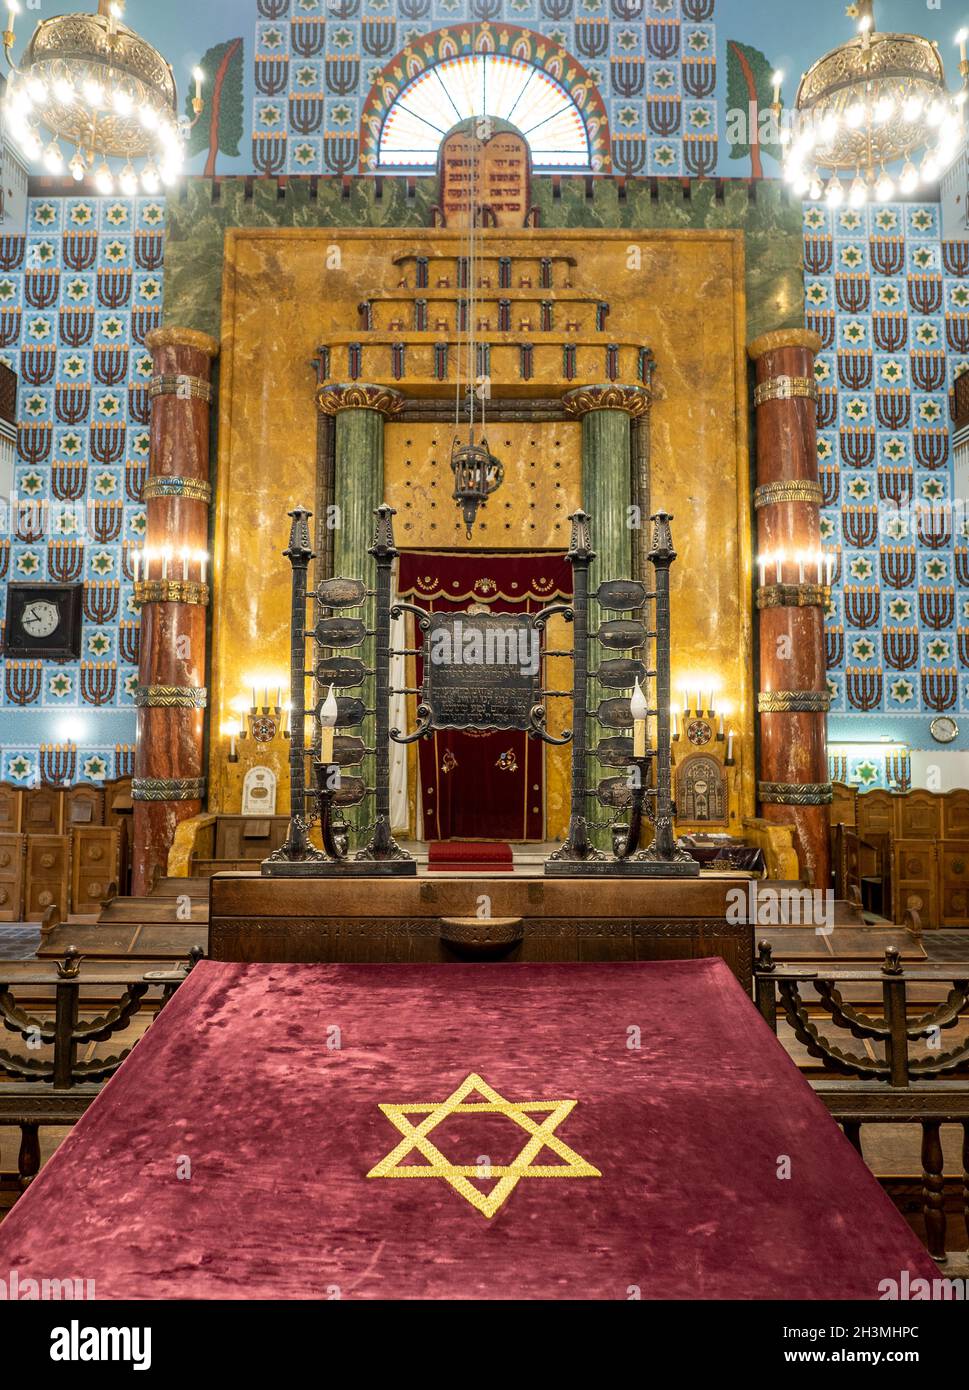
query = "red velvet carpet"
(427, 840, 514, 871)
(0, 960, 939, 1300)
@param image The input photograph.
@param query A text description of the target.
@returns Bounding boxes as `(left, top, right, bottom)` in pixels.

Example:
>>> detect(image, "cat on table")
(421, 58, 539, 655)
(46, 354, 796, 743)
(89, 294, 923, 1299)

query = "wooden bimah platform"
(208, 873, 754, 988)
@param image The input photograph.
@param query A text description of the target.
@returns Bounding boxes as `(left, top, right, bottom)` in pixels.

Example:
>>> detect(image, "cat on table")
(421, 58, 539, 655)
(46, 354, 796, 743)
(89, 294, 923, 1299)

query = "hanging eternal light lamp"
(449, 117, 504, 540)
(1, 0, 203, 192)
(780, 0, 967, 205)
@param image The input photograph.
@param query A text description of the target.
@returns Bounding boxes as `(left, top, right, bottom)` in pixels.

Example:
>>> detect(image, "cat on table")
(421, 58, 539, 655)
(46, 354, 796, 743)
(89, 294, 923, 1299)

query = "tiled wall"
(806, 199, 969, 776)
(252, 0, 717, 179)
(0, 195, 165, 787)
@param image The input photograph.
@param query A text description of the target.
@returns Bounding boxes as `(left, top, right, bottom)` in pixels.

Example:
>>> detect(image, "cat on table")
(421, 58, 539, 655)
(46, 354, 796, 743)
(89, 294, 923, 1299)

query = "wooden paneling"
(939, 840, 969, 929)
(22, 788, 64, 837)
(212, 816, 290, 863)
(0, 787, 22, 834)
(0, 833, 24, 922)
(943, 790, 969, 839)
(896, 790, 943, 841)
(830, 783, 856, 829)
(892, 839, 938, 929)
(24, 834, 70, 925)
(856, 789, 893, 839)
(71, 827, 120, 915)
(65, 785, 105, 828)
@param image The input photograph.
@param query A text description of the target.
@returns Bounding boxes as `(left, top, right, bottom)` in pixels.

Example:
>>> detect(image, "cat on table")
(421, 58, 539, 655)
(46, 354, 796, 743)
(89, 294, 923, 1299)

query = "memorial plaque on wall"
(425, 612, 539, 731)
(439, 126, 531, 229)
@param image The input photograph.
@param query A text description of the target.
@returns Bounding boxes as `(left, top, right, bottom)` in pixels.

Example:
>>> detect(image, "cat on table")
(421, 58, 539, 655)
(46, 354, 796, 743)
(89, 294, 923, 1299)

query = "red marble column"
(131, 327, 219, 895)
(748, 329, 831, 889)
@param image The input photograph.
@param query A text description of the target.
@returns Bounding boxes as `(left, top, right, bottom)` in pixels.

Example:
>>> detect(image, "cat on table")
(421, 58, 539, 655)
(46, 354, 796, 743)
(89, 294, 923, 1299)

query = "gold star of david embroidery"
(366, 1072, 601, 1218)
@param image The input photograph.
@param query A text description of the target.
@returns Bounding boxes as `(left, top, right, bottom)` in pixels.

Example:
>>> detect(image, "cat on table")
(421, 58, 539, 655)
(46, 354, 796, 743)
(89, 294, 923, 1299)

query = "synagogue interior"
(0, 0, 968, 1333)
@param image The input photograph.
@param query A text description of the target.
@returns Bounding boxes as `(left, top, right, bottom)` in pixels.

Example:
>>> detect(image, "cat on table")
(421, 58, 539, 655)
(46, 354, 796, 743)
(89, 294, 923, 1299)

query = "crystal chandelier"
(449, 115, 504, 540)
(1, 0, 203, 193)
(780, 0, 967, 205)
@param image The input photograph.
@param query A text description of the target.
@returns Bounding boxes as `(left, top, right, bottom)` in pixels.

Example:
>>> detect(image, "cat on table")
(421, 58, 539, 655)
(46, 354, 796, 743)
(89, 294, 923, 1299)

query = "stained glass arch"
(376, 53, 592, 171)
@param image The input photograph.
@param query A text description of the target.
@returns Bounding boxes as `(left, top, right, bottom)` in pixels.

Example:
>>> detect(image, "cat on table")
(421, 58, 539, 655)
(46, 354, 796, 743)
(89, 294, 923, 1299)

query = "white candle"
(826, 553, 836, 586)
(726, 730, 735, 762)
(132, 547, 141, 583)
(631, 679, 648, 758)
(682, 687, 689, 714)
(229, 727, 237, 759)
(161, 546, 171, 580)
(198, 551, 209, 584)
(958, 28, 968, 65)
(251, 687, 256, 710)
(320, 684, 338, 763)
(180, 546, 189, 582)
(193, 66, 204, 102)
(704, 687, 713, 715)
(718, 712, 725, 738)
(797, 552, 806, 584)
(670, 709, 679, 740)
(816, 552, 823, 585)
(275, 688, 281, 711)
(775, 552, 784, 584)
(772, 69, 783, 106)
(758, 555, 767, 587)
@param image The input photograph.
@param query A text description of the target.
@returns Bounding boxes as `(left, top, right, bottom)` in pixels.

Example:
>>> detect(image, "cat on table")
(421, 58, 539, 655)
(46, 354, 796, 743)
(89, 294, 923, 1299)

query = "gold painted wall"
(211, 227, 753, 831)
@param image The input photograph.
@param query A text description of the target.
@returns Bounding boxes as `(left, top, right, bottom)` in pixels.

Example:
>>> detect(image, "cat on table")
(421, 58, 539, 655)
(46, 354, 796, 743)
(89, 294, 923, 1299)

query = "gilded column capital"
(146, 326, 221, 359)
(562, 384, 652, 420)
(317, 383, 405, 417)
(747, 329, 822, 362)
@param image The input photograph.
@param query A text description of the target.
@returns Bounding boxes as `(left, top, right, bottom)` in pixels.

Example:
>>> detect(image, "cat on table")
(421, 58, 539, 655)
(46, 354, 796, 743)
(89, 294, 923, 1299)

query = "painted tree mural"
(726, 41, 783, 179)
(185, 38, 244, 177)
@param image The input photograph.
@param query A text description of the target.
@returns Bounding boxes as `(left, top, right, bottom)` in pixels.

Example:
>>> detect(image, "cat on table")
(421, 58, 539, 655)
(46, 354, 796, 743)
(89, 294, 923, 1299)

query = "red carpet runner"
(0, 960, 939, 1299)
(427, 840, 514, 872)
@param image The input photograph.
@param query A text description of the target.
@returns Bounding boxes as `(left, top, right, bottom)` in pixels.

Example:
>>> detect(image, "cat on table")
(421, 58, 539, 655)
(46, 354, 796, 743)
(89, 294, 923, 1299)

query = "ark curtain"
(397, 552, 572, 841)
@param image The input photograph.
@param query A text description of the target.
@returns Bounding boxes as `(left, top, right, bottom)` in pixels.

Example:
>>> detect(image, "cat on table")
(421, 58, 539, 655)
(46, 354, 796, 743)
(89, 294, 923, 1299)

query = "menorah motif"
(872, 311, 907, 351)
(835, 273, 870, 313)
(922, 667, 958, 711)
(114, 744, 135, 777)
(957, 628, 969, 668)
(875, 387, 910, 429)
(324, 136, 359, 175)
(293, 16, 327, 57)
(612, 58, 646, 97)
(919, 585, 954, 631)
(257, 0, 288, 16)
(127, 384, 150, 425)
(814, 387, 836, 429)
(254, 57, 289, 98)
(869, 236, 904, 276)
(119, 620, 140, 665)
(845, 665, 883, 711)
(825, 624, 844, 669)
(683, 135, 717, 178)
(916, 505, 951, 549)
(646, 95, 683, 136)
(806, 309, 835, 348)
(576, 19, 609, 60)
(96, 269, 132, 309)
(90, 423, 126, 464)
(330, 0, 361, 18)
(829, 752, 848, 784)
(5, 661, 42, 705)
(60, 307, 95, 347)
(682, 0, 715, 17)
(62, 232, 98, 272)
(611, 136, 648, 176)
(0, 308, 22, 347)
(0, 539, 9, 580)
(20, 346, 57, 385)
(909, 274, 943, 315)
(844, 585, 879, 629)
(0, 236, 25, 271)
(470, 0, 500, 18)
(804, 236, 833, 274)
(820, 465, 840, 506)
(876, 464, 913, 505)
(290, 97, 324, 135)
(54, 384, 91, 425)
(914, 428, 948, 470)
(253, 133, 287, 175)
(682, 57, 716, 97)
(841, 504, 878, 548)
(25, 270, 60, 309)
(955, 547, 969, 587)
(942, 241, 969, 277)
(325, 58, 359, 95)
(40, 744, 77, 786)
(94, 347, 129, 386)
(125, 460, 147, 502)
(49, 541, 85, 583)
(646, 19, 680, 59)
(89, 500, 123, 544)
(14, 499, 47, 542)
(542, 0, 574, 18)
(837, 349, 872, 390)
(882, 626, 919, 671)
(17, 423, 52, 465)
(361, 19, 395, 59)
(120, 543, 136, 581)
(83, 581, 120, 624)
(131, 308, 161, 344)
(80, 662, 117, 707)
(946, 312, 969, 354)
(911, 350, 946, 393)
(133, 232, 164, 271)
(881, 545, 916, 589)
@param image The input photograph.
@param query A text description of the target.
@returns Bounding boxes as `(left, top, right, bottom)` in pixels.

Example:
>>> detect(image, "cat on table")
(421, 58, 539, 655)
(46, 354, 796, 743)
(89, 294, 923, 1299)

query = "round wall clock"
(21, 600, 60, 639)
(930, 716, 959, 744)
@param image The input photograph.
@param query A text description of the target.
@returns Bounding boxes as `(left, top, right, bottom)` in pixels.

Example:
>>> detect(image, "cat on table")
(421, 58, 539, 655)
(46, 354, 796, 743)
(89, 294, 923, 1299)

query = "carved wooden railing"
(755, 941, 969, 1261)
(0, 947, 200, 1192)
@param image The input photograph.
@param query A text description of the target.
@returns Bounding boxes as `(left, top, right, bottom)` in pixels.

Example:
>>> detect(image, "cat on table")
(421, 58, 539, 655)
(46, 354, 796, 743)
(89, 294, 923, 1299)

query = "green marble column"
(318, 385, 403, 840)
(564, 386, 651, 849)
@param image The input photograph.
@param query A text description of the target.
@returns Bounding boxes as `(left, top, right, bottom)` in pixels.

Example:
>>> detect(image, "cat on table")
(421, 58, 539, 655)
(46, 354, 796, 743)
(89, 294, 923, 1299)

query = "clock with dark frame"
(3, 584, 83, 660)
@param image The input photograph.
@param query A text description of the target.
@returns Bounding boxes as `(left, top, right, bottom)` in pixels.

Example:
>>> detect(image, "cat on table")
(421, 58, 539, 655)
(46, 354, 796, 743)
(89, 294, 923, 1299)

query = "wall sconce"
(677, 678, 725, 719)
(236, 685, 291, 747)
(757, 550, 835, 588)
(132, 546, 209, 584)
(724, 730, 736, 767)
(223, 720, 242, 764)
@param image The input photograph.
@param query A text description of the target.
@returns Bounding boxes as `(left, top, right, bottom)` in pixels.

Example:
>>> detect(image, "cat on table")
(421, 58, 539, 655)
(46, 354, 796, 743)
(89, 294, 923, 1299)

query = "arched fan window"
(377, 53, 590, 170)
